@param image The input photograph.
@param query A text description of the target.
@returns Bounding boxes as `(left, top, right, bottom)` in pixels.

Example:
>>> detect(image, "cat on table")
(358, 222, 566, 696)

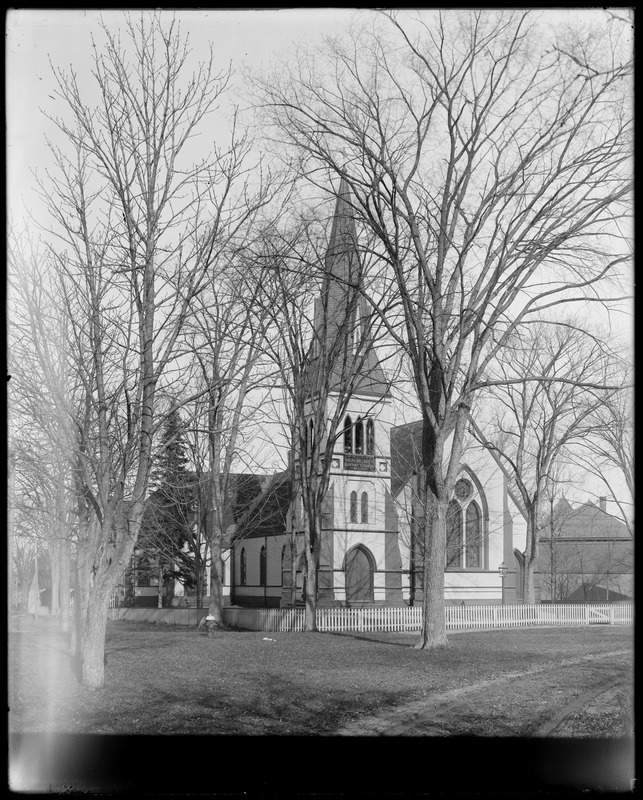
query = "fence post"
(609, 606, 615, 625)
(584, 605, 590, 626)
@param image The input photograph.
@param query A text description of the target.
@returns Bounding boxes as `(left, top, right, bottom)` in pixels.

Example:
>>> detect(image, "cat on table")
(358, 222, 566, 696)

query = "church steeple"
(308, 177, 389, 399)
(324, 175, 360, 282)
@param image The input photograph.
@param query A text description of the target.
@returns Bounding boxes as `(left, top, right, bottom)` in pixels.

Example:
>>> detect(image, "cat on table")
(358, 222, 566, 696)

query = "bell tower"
(295, 176, 401, 606)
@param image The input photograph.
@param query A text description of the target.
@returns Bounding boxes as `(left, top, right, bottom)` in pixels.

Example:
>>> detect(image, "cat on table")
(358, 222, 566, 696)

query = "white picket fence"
(222, 603, 633, 633)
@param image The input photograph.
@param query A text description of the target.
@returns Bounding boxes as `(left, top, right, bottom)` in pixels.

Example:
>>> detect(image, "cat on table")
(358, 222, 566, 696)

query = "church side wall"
(231, 534, 289, 608)
(393, 442, 528, 605)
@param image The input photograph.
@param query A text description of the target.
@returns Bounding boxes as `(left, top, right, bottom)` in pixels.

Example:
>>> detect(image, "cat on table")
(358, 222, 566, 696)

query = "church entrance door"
(345, 546, 374, 604)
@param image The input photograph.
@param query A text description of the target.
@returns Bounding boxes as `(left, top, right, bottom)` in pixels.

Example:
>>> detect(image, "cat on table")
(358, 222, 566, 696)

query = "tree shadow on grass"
(77, 674, 396, 737)
(325, 630, 419, 648)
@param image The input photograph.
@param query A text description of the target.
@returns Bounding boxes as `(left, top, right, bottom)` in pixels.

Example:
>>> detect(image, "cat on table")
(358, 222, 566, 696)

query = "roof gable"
(551, 501, 629, 539)
(389, 416, 528, 521)
(390, 420, 423, 497)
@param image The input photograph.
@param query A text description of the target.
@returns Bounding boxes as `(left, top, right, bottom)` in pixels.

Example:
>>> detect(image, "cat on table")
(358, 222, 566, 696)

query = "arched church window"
(259, 546, 267, 586)
(350, 491, 358, 523)
(447, 474, 487, 571)
(446, 501, 463, 569)
(465, 502, 482, 568)
(361, 492, 369, 523)
(366, 419, 375, 455)
(308, 419, 314, 455)
(240, 548, 247, 586)
(455, 477, 473, 502)
(355, 417, 364, 454)
(344, 415, 353, 453)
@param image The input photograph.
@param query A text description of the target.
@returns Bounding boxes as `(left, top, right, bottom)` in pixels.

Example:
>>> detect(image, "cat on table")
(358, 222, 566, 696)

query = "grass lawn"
(9, 616, 633, 737)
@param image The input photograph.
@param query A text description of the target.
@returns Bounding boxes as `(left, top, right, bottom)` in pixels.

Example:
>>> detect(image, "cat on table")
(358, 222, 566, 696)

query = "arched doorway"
(344, 545, 375, 604)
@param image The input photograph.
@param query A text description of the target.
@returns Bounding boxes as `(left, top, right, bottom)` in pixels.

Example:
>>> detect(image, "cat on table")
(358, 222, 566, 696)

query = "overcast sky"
(6, 8, 380, 225)
(6, 7, 618, 225)
(6, 8, 632, 510)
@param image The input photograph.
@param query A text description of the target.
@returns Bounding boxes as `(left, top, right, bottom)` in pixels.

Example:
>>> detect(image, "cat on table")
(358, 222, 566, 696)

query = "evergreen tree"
(151, 407, 191, 495)
(140, 408, 195, 601)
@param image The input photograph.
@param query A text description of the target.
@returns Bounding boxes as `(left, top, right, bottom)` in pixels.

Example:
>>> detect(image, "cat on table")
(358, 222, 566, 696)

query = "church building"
(227, 178, 528, 608)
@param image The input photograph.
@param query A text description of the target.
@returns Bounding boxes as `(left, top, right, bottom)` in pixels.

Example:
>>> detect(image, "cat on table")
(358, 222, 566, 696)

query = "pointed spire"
(306, 176, 390, 399)
(325, 175, 359, 280)
(316, 175, 360, 339)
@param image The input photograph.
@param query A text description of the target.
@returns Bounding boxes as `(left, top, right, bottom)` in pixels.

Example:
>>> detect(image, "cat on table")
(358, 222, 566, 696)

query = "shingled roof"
(390, 419, 423, 497)
(545, 498, 630, 540)
(231, 471, 292, 540)
(142, 471, 292, 544)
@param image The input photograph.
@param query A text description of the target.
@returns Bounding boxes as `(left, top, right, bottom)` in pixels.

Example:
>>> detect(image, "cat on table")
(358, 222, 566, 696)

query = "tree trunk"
(157, 564, 164, 608)
(415, 492, 448, 649)
(302, 499, 322, 632)
(290, 489, 298, 608)
(80, 588, 110, 690)
(50, 539, 60, 617)
(290, 533, 298, 608)
(20, 573, 30, 613)
(8, 453, 16, 612)
(195, 554, 203, 610)
(207, 534, 225, 627)
(70, 561, 80, 658)
(523, 505, 539, 605)
(549, 498, 555, 604)
(304, 555, 318, 632)
(59, 537, 71, 633)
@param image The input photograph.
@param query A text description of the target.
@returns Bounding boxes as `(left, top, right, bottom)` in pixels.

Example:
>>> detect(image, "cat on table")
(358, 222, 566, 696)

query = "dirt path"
(335, 649, 633, 737)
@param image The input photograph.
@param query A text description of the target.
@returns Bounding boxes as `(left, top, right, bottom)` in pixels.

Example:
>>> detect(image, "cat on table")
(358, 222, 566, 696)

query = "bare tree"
(29, 13, 270, 688)
(255, 188, 396, 630)
(252, 9, 632, 646)
(172, 242, 281, 628)
(572, 379, 633, 537)
(9, 232, 76, 631)
(472, 322, 618, 603)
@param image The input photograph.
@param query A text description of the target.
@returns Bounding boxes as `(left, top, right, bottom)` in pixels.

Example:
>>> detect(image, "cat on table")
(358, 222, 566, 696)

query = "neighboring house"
(538, 498, 633, 603)
(564, 583, 630, 604)
(230, 179, 528, 608)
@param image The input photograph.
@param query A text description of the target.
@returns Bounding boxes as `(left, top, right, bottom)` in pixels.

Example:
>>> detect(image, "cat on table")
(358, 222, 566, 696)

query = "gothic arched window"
(446, 475, 487, 570)
(355, 417, 364, 454)
(308, 419, 314, 456)
(361, 492, 369, 523)
(366, 419, 375, 455)
(240, 547, 247, 586)
(465, 502, 482, 568)
(446, 501, 463, 569)
(259, 546, 267, 587)
(349, 491, 358, 523)
(344, 415, 353, 453)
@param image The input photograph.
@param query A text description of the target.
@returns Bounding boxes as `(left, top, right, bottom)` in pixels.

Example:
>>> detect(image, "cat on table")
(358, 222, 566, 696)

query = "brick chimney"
(599, 496, 607, 512)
